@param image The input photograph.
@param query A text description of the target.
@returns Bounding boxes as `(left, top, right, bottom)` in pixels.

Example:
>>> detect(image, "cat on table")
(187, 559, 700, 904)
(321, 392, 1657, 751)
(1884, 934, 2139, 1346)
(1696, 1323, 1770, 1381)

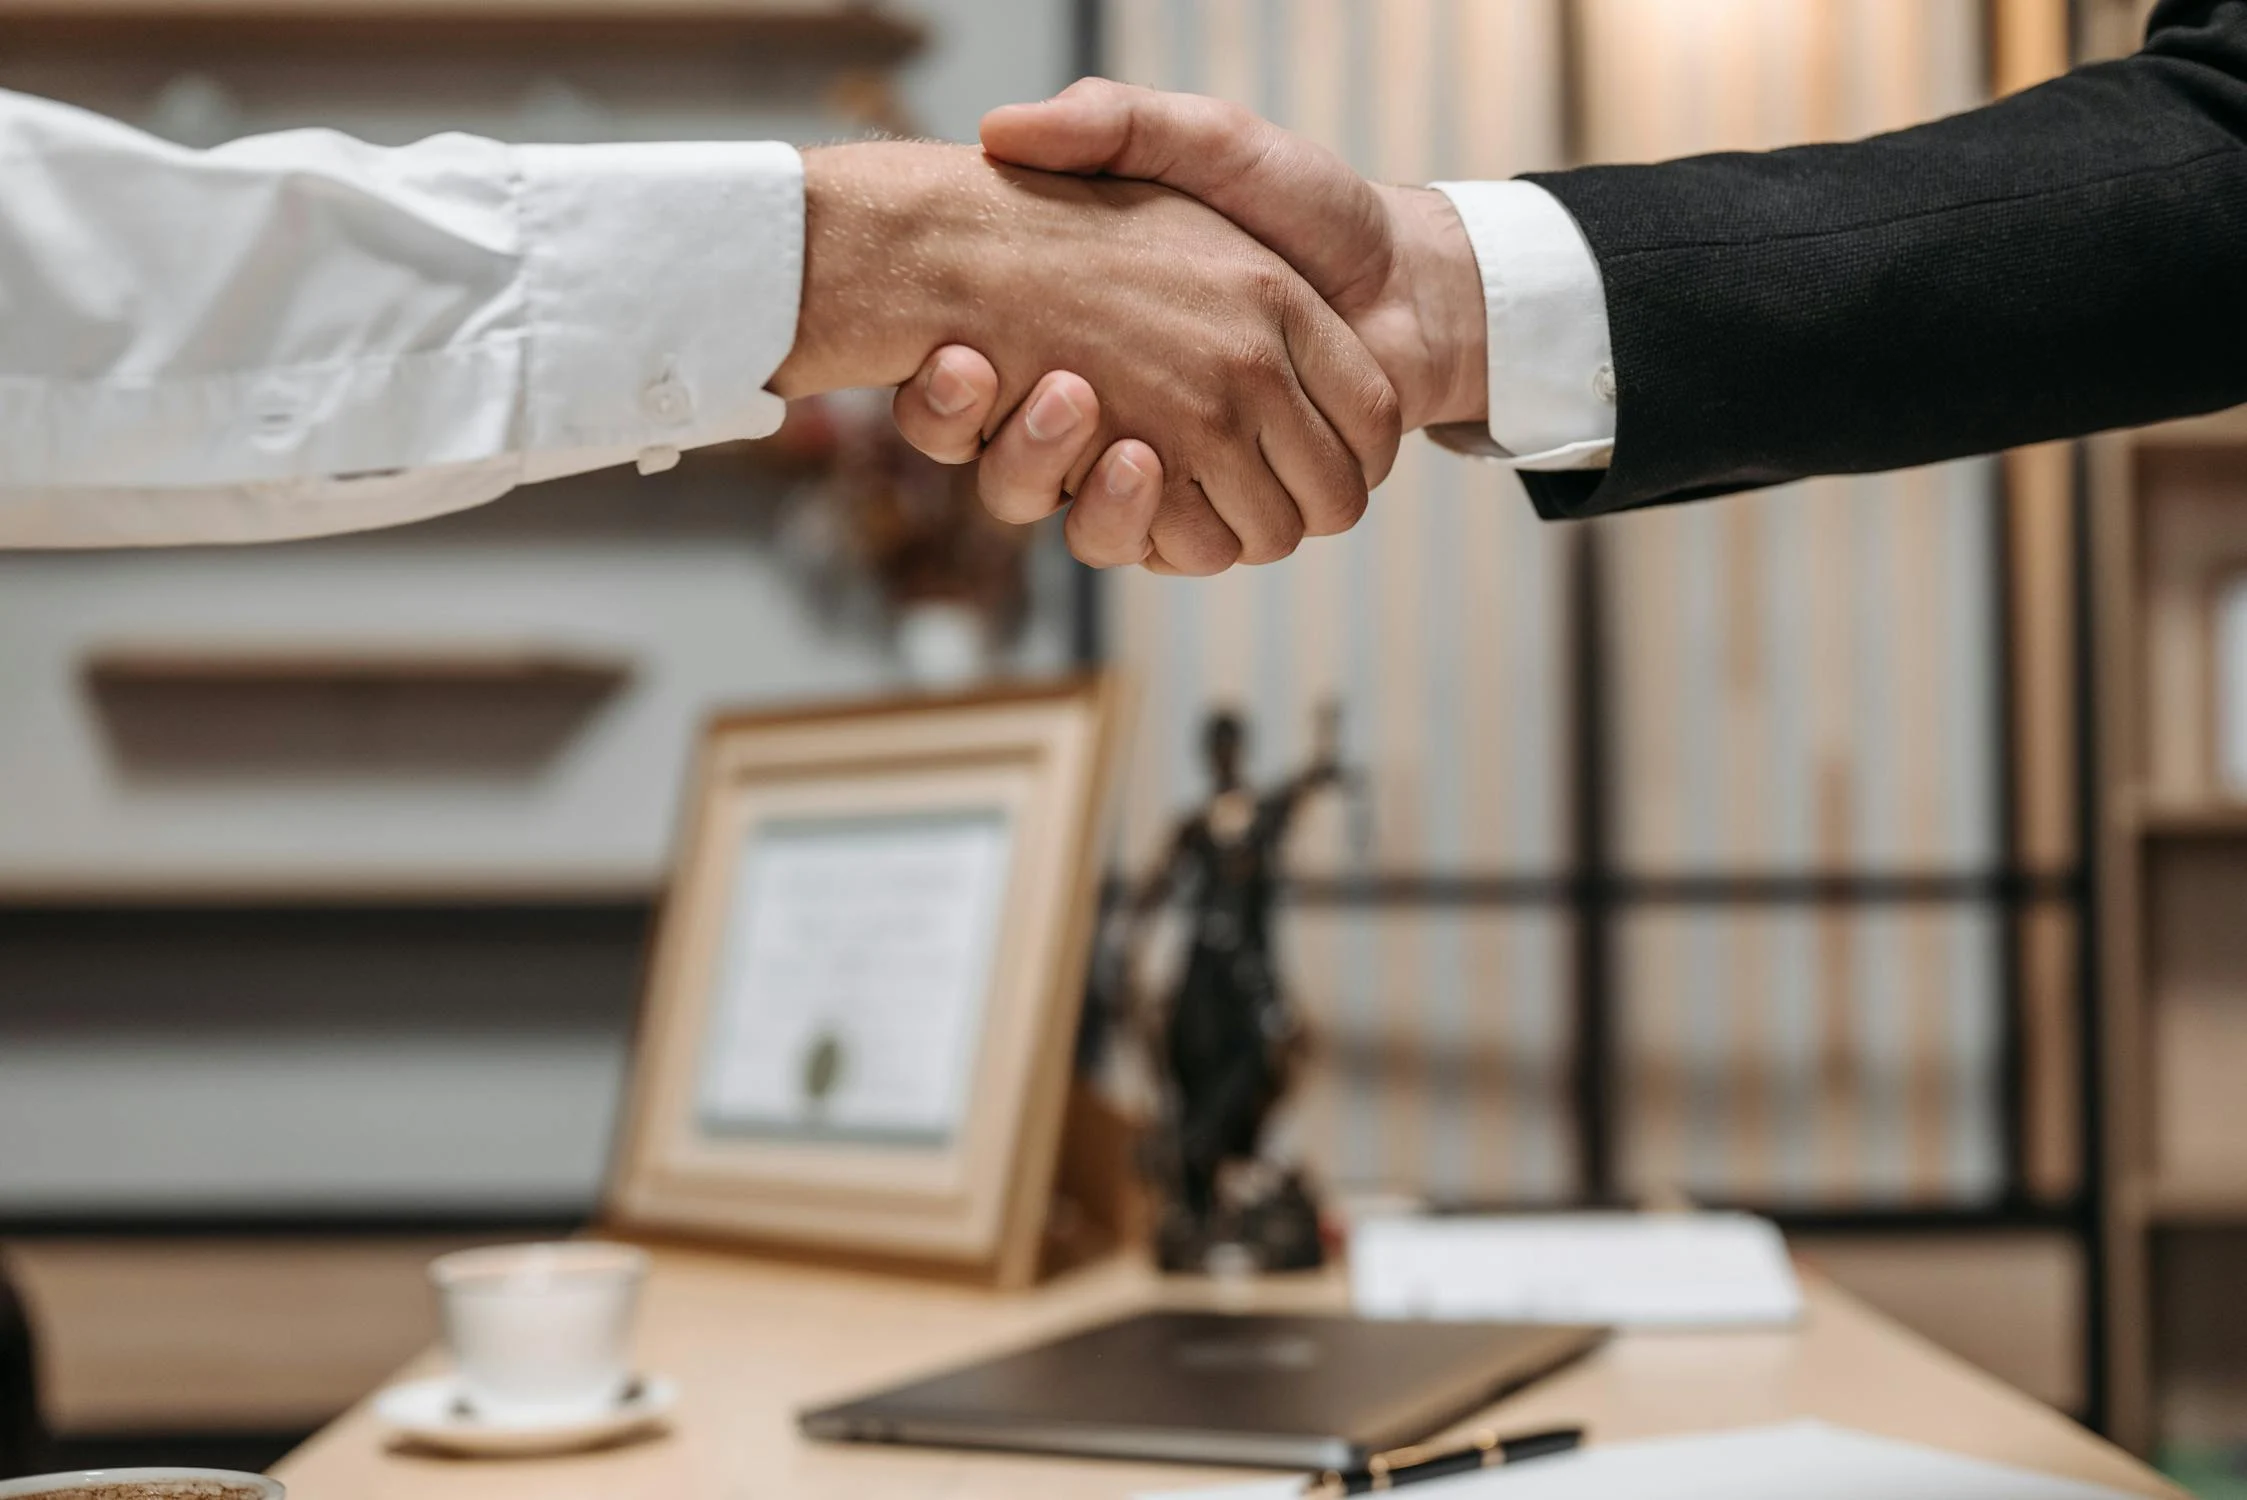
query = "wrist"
(1375, 185, 1489, 432)
(771, 143, 961, 399)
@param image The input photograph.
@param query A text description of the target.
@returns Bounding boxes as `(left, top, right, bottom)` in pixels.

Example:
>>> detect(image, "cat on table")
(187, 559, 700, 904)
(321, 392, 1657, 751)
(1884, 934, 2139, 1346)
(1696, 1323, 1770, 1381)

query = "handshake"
(768, 79, 1490, 577)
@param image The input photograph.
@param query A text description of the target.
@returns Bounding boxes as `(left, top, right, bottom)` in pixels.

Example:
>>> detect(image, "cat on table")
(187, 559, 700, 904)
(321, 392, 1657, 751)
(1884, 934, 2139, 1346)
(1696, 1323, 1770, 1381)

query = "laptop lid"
(799, 1309, 1605, 1470)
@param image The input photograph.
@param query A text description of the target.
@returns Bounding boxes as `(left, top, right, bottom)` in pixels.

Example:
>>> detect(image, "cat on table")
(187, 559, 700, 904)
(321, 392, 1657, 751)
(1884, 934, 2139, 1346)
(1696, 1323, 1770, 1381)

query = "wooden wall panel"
(1577, 0, 1981, 165)
(1575, 0, 2013, 1210)
(1097, 0, 1575, 1206)
(1101, 0, 1573, 882)
(1993, 1, 2084, 1204)
(1581, 0, 1997, 878)
(1607, 466, 2000, 876)
(1276, 907, 1575, 1204)
(1992, 0, 2070, 98)
(1096, 0, 2052, 1215)
(1618, 905, 2005, 1206)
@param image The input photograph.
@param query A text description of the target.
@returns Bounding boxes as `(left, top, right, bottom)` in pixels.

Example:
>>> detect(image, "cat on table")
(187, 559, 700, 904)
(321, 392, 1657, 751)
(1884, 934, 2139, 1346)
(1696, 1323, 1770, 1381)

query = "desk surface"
(273, 1247, 2175, 1500)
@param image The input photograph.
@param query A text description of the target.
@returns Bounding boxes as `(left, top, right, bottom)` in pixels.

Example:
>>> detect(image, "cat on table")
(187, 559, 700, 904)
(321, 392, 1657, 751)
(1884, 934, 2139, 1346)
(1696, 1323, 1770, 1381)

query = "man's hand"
(985, 79, 1488, 434)
(893, 79, 1491, 568)
(771, 141, 1399, 573)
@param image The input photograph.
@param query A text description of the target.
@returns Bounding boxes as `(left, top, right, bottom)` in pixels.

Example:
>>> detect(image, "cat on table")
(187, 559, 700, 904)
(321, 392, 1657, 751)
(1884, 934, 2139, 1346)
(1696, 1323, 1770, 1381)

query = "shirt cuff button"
(1593, 364, 1618, 405)
(636, 445, 682, 476)
(642, 360, 695, 426)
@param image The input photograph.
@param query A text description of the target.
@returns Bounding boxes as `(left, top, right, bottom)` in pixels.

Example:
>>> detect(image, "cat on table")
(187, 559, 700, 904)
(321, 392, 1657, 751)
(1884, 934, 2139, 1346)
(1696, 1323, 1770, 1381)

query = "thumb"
(981, 79, 1393, 312)
(979, 77, 1142, 174)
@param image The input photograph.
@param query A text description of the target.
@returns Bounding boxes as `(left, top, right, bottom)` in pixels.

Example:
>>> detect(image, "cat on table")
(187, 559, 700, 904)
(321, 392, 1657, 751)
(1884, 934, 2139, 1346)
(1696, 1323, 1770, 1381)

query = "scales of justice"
(1099, 701, 1363, 1274)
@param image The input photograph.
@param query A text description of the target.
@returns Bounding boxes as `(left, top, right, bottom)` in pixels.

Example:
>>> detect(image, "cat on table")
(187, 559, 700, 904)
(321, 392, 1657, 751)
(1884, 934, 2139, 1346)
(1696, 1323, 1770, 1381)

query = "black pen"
(1303, 1425, 1585, 1496)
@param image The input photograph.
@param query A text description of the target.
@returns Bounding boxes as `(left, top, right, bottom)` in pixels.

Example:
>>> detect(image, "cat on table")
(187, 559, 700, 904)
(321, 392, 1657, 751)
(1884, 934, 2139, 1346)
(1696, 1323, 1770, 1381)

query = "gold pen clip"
(1375, 1428, 1503, 1480)
(1302, 1425, 1582, 1496)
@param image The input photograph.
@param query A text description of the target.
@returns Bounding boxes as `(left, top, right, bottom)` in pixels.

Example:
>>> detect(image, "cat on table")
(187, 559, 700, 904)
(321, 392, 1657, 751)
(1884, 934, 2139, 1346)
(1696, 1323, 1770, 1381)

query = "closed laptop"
(799, 1309, 1605, 1470)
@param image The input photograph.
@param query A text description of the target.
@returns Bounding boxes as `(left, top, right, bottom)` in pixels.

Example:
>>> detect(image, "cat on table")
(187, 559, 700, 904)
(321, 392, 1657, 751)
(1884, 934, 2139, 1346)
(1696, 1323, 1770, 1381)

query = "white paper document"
(696, 809, 1014, 1145)
(1139, 1422, 2147, 1500)
(1350, 1212, 1803, 1327)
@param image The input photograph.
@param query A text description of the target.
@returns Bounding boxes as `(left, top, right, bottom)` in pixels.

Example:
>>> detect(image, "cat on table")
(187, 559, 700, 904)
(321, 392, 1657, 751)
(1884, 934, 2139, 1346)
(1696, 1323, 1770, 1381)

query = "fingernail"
(1025, 384, 1086, 442)
(925, 359, 976, 416)
(1105, 449, 1146, 496)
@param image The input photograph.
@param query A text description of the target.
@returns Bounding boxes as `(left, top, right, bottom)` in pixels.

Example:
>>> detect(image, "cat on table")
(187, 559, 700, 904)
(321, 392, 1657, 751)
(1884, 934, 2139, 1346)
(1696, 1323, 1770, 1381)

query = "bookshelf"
(2090, 404, 2247, 1458)
(0, 0, 925, 49)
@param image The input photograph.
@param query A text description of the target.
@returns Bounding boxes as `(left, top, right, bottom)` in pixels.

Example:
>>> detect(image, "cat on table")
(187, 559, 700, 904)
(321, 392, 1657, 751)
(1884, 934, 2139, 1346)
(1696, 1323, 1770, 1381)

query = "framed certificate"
(605, 678, 1122, 1286)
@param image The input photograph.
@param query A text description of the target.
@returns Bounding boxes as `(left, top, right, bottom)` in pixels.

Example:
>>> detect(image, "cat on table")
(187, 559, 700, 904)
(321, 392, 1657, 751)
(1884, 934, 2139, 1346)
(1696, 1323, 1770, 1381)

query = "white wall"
(901, 0, 1077, 144)
(0, 0, 1082, 1216)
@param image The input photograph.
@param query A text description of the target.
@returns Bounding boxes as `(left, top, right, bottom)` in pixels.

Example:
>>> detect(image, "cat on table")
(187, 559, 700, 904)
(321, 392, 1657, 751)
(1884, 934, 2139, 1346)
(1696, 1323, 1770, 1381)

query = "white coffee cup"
(428, 1241, 649, 1426)
(0, 1469, 282, 1500)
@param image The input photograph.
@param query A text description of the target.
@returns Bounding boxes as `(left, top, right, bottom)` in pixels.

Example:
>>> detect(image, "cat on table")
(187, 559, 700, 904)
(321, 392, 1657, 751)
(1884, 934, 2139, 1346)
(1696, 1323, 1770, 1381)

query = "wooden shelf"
(2090, 339, 2247, 1452)
(79, 642, 636, 782)
(2130, 797, 2247, 838)
(2135, 404, 2247, 450)
(0, 0, 926, 58)
(2143, 1173, 2247, 1225)
(3, 0, 886, 12)
(82, 641, 634, 690)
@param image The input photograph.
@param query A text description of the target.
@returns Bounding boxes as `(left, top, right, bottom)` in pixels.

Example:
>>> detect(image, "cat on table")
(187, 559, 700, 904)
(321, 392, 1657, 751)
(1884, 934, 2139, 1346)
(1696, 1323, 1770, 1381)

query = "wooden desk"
(272, 1248, 2175, 1500)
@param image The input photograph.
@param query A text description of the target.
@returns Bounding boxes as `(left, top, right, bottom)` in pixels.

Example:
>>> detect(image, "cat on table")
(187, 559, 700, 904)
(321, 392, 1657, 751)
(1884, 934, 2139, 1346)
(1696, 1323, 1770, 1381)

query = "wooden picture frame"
(605, 677, 1122, 1287)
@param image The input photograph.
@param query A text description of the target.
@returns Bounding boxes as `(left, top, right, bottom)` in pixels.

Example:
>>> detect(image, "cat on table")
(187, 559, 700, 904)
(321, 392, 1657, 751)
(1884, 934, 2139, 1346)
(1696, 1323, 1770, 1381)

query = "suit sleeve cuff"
(514, 140, 801, 481)
(1427, 178, 1616, 471)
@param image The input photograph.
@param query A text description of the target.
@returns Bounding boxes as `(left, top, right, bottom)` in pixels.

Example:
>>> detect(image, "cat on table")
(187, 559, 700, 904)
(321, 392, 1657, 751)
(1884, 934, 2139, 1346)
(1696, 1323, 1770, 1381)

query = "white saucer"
(373, 1374, 678, 1458)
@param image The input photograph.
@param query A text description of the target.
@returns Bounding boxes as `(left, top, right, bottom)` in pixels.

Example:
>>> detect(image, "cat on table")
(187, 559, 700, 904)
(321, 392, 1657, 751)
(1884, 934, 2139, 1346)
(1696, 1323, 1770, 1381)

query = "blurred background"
(1, 0, 2241, 1491)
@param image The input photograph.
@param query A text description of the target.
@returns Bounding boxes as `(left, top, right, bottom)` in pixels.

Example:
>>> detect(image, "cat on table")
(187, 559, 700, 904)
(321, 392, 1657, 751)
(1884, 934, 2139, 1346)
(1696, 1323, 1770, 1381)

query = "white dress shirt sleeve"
(1424, 179, 1616, 471)
(0, 88, 803, 548)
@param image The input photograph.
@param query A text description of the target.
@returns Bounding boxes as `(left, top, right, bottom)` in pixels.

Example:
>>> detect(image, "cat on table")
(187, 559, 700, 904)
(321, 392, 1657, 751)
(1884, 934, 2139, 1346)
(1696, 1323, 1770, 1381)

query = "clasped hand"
(771, 81, 1489, 575)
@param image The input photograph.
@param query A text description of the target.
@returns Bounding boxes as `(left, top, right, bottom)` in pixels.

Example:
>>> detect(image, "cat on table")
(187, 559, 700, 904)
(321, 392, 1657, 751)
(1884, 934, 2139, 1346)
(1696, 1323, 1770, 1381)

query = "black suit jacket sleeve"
(1513, 0, 2247, 521)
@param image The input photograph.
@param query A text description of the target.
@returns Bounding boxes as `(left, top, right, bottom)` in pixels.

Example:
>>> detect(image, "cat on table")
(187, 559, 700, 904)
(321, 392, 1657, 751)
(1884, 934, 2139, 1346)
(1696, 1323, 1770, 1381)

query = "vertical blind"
(1580, 0, 2005, 1206)
(1105, 0, 1578, 1205)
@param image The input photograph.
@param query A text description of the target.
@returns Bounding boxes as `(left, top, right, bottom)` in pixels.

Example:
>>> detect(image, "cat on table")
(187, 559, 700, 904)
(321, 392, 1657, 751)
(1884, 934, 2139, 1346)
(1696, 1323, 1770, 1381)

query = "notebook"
(1350, 1212, 1802, 1328)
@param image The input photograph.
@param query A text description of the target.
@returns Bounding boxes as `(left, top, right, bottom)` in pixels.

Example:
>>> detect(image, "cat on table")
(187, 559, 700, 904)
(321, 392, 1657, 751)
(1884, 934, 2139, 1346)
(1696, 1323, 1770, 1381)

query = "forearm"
(0, 88, 804, 545)
(1517, 0, 2247, 518)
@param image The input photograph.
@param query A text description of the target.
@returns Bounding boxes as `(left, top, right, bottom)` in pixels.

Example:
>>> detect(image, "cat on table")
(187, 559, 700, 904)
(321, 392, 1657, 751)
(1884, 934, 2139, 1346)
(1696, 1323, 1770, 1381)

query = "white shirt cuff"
(515, 140, 801, 483)
(1426, 179, 1615, 471)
